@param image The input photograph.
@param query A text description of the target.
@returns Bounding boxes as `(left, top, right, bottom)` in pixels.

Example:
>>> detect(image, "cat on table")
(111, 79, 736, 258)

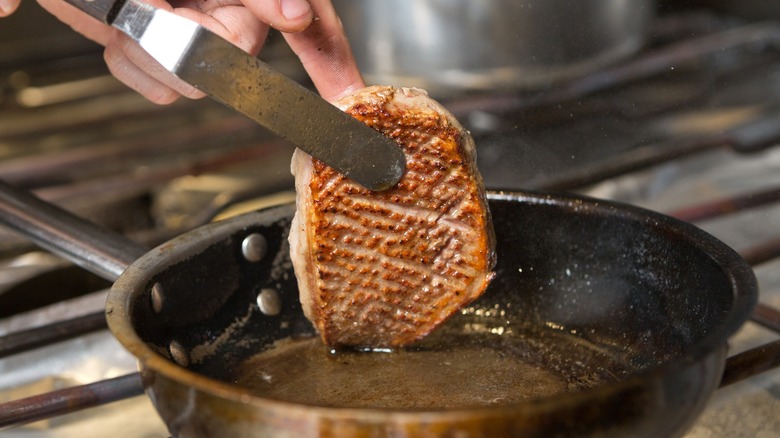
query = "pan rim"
(105, 189, 758, 419)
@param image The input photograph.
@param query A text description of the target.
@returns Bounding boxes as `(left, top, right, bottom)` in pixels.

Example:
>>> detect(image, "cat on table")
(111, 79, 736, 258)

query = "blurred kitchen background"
(1, 0, 780, 436)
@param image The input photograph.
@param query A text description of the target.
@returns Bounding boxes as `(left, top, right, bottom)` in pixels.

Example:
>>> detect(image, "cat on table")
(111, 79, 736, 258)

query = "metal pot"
(0, 182, 757, 437)
(333, 0, 655, 94)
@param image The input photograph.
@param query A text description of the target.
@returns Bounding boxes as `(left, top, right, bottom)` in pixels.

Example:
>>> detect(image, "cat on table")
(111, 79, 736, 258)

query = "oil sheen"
(234, 325, 632, 409)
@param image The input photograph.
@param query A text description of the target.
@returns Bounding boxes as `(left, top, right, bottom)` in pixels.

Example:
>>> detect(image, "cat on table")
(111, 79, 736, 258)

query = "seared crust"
(290, 85, 496, 348)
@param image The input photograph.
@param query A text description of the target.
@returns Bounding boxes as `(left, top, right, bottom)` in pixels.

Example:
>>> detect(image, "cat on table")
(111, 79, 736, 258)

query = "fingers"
(36, 0, 114, 45)
(240, 0, 313, 33)
(104, 30, 203, 104)
(281, 0, 365, 102)
(178, 4, 268, 55)
(36, 0, 185, 103)
(36, 0, 184, 103)
(0, 0, 20, 17)
(103, 3, 269, 104)
(30, 0, 359, 106)
(38, 0, 269, 105)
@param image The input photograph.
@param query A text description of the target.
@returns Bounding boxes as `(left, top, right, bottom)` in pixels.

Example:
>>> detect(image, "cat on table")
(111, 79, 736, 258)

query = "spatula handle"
(63, 0, 125, 23)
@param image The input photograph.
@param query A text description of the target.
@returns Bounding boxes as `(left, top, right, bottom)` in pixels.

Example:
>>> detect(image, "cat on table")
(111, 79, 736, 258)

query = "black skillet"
(0, 182, 757, 437)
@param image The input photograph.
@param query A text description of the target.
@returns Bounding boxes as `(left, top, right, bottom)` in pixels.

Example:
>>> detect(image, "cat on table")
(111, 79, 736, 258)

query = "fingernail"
(281, 0, 312, 20)
(0, 0, 16, 16)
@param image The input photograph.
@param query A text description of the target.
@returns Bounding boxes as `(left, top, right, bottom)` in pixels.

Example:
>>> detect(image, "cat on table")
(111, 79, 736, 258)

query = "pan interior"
(120, 193, 753, 411)
(233, 321, 632, 409)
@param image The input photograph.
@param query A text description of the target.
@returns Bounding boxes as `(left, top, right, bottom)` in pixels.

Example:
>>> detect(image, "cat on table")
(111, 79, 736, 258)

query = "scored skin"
(290, 85, 496, 348)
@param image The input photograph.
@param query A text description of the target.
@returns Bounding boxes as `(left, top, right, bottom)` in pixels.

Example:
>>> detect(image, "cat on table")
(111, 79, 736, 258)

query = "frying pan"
(0, 182, 757, 437)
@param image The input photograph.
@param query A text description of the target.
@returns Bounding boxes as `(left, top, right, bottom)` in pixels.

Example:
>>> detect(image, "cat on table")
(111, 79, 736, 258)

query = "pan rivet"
(257, 288, 282, 316)
(242, 233, 268, 262)
(169, 340, 190, 367)
(151, 283, 164, 313)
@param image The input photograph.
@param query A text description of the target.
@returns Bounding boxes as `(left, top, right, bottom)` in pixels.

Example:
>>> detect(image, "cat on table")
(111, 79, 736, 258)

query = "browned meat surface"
(289, 85, 496, 348)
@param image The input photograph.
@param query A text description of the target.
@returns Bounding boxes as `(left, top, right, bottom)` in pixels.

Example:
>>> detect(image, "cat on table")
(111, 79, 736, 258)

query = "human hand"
(0, 0, 18, 16)
(2, 0, 363, 104)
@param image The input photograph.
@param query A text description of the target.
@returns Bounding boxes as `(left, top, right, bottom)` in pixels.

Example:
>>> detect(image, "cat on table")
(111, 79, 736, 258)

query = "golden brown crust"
(292, 85, 495, 347)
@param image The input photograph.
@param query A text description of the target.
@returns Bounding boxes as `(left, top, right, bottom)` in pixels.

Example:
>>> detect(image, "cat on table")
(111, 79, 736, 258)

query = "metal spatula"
(61, 0, 405, 191)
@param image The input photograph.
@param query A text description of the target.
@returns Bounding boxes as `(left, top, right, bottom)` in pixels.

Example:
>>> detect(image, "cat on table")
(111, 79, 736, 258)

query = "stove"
(1, 3, 779, 437)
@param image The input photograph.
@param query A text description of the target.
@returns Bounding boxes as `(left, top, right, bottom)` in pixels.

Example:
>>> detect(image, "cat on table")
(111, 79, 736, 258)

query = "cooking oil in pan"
(234, 324, 633, 409)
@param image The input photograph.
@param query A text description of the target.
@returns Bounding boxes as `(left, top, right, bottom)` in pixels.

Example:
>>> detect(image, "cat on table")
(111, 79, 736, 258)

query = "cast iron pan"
(0, 184, 758, 437)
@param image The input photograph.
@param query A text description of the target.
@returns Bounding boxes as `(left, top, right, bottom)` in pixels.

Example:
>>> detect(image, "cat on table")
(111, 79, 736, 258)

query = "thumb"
(0, 0, 21, 17)
(243, 0, 314, 33)
(282, 0, 365, 102)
